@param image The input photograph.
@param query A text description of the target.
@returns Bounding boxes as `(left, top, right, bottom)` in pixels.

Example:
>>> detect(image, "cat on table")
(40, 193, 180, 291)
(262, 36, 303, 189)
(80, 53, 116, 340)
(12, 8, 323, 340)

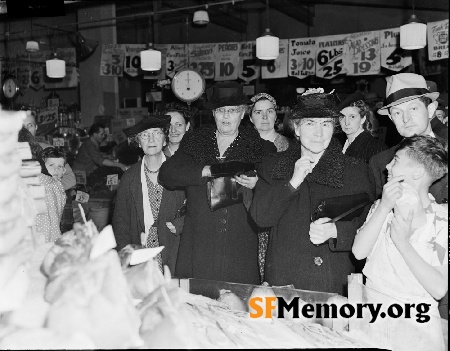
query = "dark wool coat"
(112, 160, 185, 275)
(343, 131, 388, 164)
(250, 138, 375, 296)
(159, 125, 276, 285)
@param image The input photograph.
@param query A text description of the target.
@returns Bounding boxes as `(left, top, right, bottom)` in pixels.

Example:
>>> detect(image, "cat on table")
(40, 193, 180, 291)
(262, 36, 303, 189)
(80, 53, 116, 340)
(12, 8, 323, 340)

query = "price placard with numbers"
(315, 34, 348, 79)
(344, 31, 381, 76)
(261, 39, 289, 79)
(427, 20, 449, 61)
(75, 191, 90, 203)
(289, 37, 317, 80)
(188, 43, 216, 79)
(380, 28, 412, 72)
(215, 42, 240, 81)
(123, 44, 146, 77)
(165, 44, 187, 78)
(29, 64, 44, 90)
(106, 174, 119, 186)
(100, 44, 125, 77)
(37, 107, 58, 125)
(126, 118, 135, 127)
(74, 170, 87, 185)
(238, 41, 260, 83)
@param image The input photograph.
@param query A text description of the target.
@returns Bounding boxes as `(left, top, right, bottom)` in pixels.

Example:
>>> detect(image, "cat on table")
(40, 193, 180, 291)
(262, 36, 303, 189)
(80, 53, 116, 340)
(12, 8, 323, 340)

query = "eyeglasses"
(138, 131, 165, 139)
(214, 107, 244, 116)
(25, 123, 37, 129)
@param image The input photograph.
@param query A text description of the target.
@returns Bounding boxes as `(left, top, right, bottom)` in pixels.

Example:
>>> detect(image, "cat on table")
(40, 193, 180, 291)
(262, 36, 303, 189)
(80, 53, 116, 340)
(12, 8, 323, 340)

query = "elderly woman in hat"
(159, 81, 276, 285)
(112, 115, 185, 275)
(250, 88, 375, 295)
(339, 99, 387, 163)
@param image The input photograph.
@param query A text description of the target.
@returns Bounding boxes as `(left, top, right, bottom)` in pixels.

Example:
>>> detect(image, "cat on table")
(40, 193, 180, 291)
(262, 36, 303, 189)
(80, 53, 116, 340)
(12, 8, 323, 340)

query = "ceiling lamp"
(74, 32, 99, 60)
(26, 40, 39, 52)
(46, 52, 66, 78)
(140, 44, 161, 71)
(400, 0, 426, 50)
(256, 0, 279, 60)
(193, 5, 209, 25)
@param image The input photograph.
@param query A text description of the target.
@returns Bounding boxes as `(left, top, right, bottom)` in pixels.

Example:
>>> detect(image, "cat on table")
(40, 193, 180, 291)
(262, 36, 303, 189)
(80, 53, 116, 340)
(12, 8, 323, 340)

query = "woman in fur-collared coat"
(250, 89, 375, 296)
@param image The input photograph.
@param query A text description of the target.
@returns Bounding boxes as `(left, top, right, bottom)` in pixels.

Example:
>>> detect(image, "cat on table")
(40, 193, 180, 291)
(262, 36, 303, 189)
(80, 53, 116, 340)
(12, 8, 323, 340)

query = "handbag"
(207, 176, 243, 212)
(311, 192, 370, 222)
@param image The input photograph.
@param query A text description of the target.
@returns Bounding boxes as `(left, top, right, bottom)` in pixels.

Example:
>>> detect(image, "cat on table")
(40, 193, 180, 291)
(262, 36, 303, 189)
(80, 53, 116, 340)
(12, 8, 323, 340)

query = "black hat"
(204, 81, 250, 110)
(289, 88, 343, 119)
(123, 114, 171, 138)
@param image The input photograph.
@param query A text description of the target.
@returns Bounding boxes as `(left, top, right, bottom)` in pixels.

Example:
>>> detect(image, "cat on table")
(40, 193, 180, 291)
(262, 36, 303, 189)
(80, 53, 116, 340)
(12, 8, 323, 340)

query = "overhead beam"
(261, 0, 314, 26)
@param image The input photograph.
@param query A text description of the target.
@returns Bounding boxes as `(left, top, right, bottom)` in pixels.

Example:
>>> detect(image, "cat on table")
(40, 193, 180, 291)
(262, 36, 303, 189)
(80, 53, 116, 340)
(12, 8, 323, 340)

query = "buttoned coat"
(159, 125, 276, 285)
(250, 138, 375, 296)
(343, 131, 388, 164)
(112, 160, 185, 275)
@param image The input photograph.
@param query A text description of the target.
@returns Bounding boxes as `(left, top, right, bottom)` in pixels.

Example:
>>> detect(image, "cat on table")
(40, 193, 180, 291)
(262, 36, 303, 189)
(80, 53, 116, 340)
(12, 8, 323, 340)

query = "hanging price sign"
(215, 42, 240, 81)
(344, 31, 381, 76)
(123, 44, 146, 77)
(106, 174, 119, 186)
(29, 64, 44, 90)
(427, 20, 449, 61)
(238, 41, 260, 83)
(75, 191, 90, 203)
(315, 34, 348, 79)
(261, 39, 288, 79)
(188, 43, 216, 79)
(165, 44, 187, 78)
(289, 37, 316, 79)
(74, 170, 87, 185)
(100, 44, 125, 77)
(36, 107, 58, 125)
(380, 28, 412, 72)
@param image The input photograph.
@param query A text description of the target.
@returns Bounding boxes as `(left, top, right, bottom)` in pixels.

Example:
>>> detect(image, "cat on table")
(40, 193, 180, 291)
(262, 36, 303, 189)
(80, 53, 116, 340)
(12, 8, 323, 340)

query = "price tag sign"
(344, 31, 381, 76)
(74, 170, 87, 185)
(107, 174, 119, 186)
(238, 41, 260, 83)
(100, 44, 125, 77)
(57, 138, 65, 147)
(380, 28, 412, 72)
(315, 34, 348, 79)
(37, 107, 58, 125)
(123, 44, 146, 77)
(427, 20, 449, 61)
(165, 44, 187, 78)
(75, 191, 90, 203)
(289, 37, 317, 80)
(188, 43, 216, 79)
(29, 64, 44, 90)
(262, 39, 288, 79)
(215, 42, 240, 81)
(126, 118, 136, 127)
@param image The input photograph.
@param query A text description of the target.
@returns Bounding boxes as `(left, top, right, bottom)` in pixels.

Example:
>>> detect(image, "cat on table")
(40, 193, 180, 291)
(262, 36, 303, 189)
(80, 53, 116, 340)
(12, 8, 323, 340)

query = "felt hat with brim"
(204, 81, 250, 110)
(289, 90, 343, 119)
(378, 73, 439, 116)
(123, 114, 171, 138)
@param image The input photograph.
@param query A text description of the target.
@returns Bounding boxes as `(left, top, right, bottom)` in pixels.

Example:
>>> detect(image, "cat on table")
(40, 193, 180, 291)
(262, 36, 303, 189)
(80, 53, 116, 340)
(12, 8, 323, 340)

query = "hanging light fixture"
(46, 52, 66, 78)
(256, 0, 279, 60)
(74, 32, 99, 60)
(400, 0, 427, 50)
(26, 19, 39, 52)
(140, 43, 161, 71)
(193, 5, 209, 25)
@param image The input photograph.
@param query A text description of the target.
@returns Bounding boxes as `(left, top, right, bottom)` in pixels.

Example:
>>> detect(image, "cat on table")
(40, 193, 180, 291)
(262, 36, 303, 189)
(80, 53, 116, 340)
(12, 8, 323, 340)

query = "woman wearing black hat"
(250, 88, 375, 295)
(159, 81, 276, 285)
(112, 115, 185, 275)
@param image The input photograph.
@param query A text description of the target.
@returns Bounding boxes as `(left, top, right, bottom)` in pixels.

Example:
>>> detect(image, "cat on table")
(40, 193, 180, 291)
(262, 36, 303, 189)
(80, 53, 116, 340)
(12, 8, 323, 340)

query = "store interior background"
(0, 0, 448, 127)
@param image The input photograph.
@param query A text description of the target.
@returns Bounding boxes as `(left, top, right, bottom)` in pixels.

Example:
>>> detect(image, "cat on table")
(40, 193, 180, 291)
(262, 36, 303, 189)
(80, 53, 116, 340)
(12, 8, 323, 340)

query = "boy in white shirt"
(352, 135, 447, 351)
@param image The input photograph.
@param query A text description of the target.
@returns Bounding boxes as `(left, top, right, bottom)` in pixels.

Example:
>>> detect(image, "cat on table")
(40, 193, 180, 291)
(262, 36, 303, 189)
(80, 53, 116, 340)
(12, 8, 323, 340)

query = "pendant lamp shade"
(77, 33, 99, 60)
(256, 28, 279, 60)
(46, 54, 66, 78)
(140, 49, 161, 71)
(400, 14, 427, 50)
(26, 40, 39, 52)
(193, 10, 209, 25)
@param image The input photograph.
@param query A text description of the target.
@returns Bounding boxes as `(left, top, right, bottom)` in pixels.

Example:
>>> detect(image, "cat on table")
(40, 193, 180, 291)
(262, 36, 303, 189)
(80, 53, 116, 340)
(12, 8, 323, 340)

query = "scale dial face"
(171, 68, 205, 103)
(2, 78, 20, 99)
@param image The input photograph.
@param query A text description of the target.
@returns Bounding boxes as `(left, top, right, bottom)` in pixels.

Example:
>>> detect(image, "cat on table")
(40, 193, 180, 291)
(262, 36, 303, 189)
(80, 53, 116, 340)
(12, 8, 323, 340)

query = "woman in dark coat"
(250, 89, 375, 296)
(159, 81, 276, 285)
(340, 100, 387, 163)
(112, 115, 185, 275)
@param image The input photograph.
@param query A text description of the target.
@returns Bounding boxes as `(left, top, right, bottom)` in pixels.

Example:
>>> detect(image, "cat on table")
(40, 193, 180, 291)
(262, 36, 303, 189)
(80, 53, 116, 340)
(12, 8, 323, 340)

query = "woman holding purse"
(250, 88, 375, 296)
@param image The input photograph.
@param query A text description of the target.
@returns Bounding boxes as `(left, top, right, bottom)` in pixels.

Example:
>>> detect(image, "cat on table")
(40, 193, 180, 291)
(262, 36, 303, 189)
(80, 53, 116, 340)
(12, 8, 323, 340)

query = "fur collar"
(180, 125, 266, 165)
(270, 137, 359, 188)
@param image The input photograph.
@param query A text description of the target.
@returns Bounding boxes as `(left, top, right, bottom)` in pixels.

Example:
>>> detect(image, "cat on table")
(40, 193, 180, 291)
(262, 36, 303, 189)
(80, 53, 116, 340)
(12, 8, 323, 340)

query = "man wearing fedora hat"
(369, 72, 448, 319)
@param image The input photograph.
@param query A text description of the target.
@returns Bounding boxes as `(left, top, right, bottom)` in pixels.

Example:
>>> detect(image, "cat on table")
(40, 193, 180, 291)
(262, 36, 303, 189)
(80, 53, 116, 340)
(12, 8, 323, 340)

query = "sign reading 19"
(102, 54, 123, 76)
(353, 48, 376, 74)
